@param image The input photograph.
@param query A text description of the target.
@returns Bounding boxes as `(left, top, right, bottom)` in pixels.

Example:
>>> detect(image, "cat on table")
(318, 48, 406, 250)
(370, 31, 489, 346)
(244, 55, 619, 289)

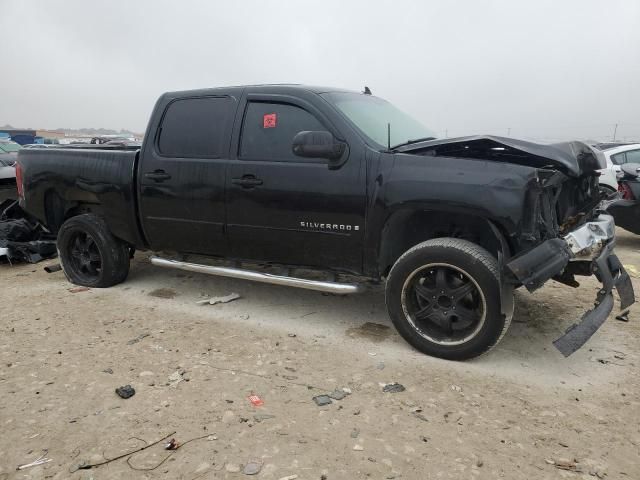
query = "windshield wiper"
(390, 136, 437, 150)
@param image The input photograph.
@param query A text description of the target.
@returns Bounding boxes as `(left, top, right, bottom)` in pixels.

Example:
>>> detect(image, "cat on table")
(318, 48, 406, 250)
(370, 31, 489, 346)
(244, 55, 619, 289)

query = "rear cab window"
(157, 96, 232, 158)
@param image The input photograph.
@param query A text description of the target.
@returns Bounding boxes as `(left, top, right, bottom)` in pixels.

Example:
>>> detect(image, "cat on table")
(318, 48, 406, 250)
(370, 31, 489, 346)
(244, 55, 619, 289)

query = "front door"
(225, 97, 367, 272)
(138, 94, 236, 255)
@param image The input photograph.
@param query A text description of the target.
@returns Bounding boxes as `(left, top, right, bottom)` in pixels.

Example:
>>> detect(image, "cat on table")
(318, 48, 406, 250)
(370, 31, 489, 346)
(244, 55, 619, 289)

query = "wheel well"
(43, 190, 102, 234)
(378, 210, 511, 277)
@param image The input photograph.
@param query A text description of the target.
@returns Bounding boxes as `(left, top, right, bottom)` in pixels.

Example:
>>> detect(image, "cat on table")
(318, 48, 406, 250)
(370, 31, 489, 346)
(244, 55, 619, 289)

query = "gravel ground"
(0, 228, 639, 480)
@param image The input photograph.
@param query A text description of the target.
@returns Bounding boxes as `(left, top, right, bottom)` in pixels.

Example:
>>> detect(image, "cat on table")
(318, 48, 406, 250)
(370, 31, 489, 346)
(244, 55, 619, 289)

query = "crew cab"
(16, 85, 635, 360)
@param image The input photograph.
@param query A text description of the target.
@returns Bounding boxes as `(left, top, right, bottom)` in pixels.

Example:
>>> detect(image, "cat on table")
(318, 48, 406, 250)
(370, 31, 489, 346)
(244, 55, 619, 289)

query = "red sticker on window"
(263, 113, 277, 128)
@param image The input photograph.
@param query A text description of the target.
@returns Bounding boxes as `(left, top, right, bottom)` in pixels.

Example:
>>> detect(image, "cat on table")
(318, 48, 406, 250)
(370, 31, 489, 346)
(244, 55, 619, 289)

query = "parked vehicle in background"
(0, 140, 20, 182)
(15, 85, 635, 360)
(22, 144, 61, 149)
(609, 163, 640, 235)
(596, 143, 640, 193)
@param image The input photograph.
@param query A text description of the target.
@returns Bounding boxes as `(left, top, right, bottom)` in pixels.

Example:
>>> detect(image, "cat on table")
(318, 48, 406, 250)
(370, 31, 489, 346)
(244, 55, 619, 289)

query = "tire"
(57, 214, 130, 288)
(385, 238, 512, 360)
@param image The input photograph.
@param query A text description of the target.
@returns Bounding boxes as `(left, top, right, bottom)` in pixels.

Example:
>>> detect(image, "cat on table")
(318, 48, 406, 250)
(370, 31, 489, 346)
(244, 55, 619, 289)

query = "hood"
(394, 135, 605, 177)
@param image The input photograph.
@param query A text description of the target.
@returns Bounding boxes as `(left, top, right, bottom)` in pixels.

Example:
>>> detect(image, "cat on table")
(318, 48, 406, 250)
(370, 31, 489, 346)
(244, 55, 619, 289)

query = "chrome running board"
(150, 256, 365, 294)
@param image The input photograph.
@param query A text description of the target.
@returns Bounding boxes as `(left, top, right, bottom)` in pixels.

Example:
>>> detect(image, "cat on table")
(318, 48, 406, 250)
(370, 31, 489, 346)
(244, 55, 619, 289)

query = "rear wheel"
(57, 214, 130, 287)
(385, 238, 512, 360)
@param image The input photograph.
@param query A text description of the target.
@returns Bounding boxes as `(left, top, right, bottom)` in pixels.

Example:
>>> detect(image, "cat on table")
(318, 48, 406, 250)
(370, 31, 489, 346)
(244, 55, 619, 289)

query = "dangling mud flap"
(506, 214, 635, 357)
(552, 242, 634, 356)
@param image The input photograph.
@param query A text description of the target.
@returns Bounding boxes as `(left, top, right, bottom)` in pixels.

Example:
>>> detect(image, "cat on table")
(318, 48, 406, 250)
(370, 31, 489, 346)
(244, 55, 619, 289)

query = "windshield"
(0, 142, 21, 153)
(321, 92, 436, 149)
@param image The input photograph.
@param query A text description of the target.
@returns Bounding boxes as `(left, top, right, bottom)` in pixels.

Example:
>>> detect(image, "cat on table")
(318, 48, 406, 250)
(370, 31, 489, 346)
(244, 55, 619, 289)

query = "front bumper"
(506, 214, 635, 357)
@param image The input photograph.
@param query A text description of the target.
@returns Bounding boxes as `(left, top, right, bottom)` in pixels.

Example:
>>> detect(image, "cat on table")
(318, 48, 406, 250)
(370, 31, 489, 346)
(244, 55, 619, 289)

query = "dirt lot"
(1, 226, 639, 480)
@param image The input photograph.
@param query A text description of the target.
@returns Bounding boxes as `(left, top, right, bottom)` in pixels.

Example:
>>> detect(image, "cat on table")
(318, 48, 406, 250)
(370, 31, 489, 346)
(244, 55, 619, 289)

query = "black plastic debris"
(0, 199, 57, 264)
(115, 385, 136, 399)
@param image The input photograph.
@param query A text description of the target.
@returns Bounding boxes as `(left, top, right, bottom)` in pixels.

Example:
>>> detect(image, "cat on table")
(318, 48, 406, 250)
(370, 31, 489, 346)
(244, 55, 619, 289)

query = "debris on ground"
(16, 450, 52, 470)
(127, 333, 150, 345)
(253, 413, 276, 423)
(44, 263, 62, 273)
(616, 310, 630, 322)
(225, 463, 241, 473)
(243, 459, 263, 475)
(382, 382, 406, 393)
(72, 431, 175, 471)
(102, 368, 114, 374)
(353, 444, 364, 451)
(115, 385, 135, 399)
(450, 385, 462, 392)
(196, 292, 241, 306)
(168, 370, 186, 388)
(0, 199, 57, 264)
(287, 333, 297, 338)
(313, 395, 333, 406)
(248, 393, 264, 406)
(350, 428, 360, 438)
(164, 438, 180, 450)
(328, 387, 351, 400)
(546, 458, 582, 472)
(68, 286, 90, 293)
(278, 475, 298, 480)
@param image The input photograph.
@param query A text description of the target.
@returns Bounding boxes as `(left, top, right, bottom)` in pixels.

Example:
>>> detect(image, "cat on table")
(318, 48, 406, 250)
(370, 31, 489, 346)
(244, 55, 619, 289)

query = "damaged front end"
(506, 212, 634, 357)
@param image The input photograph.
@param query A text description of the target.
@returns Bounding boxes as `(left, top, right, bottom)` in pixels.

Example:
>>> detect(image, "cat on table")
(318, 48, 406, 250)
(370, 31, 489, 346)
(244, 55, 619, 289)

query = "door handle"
(232, 175, 263, 188)
(144, 170, 171, 182)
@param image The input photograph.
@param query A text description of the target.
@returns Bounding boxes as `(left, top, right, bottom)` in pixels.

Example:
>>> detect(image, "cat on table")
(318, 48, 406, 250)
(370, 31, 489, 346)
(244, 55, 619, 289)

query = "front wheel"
(385, 238, 512, 360)
(57, 214, 130, 288)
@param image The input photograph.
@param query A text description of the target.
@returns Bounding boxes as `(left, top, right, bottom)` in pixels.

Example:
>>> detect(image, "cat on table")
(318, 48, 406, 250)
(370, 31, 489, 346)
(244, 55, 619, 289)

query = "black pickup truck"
(16, 85, 634, 360)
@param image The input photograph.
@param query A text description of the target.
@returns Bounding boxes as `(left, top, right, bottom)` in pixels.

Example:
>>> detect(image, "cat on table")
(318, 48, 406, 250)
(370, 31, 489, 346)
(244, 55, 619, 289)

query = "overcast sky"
(1, 0, 639, 142)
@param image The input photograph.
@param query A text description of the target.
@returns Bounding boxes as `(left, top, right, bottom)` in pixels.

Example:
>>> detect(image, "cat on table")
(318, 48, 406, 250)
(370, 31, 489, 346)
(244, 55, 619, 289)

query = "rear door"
(224, 94, 367, 272)
(138, 93, 238, 255)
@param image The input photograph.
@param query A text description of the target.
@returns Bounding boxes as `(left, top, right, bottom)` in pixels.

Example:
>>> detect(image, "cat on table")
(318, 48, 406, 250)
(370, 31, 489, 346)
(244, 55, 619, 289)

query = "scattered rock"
(328, 388, 351, 400)
(353, 444, 364, 451)
(115, 385, 135, 399)
(382, 383, 405, 393)
(450, 385, 462, 392)
(102, 368, 113, 374)
(376, 362, 385, 370)
(287, 333, 297, 338)
(168, 370, 185, 388)
(196, 292, 241, 306)
(350, 428, 360, 438)
(243, 460, 262, 475)
(313, 395, 332, 406)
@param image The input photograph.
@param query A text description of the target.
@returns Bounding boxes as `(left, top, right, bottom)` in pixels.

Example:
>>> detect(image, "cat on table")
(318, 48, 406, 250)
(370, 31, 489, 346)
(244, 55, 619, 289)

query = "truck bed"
(17, 147, 144, 246)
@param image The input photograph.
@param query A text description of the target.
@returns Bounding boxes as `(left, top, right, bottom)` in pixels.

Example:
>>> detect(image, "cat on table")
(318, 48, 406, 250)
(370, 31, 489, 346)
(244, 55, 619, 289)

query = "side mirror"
(292, 131, 346, 167)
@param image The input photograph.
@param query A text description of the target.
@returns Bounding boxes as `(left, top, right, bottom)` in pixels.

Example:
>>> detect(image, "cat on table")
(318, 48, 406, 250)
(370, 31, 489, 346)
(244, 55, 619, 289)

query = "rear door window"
(239, 102, 328, 161)
(624, 149, 640, 163)
(158, 96, 232, 158)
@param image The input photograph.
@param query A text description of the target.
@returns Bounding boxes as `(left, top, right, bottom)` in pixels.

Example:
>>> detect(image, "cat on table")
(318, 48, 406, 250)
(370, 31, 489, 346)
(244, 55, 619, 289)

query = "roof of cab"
(163, 84, 361, 98)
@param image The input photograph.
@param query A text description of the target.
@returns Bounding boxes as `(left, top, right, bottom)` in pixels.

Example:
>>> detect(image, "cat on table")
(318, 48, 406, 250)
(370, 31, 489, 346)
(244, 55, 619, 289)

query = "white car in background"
(0, 140, 21, 182)
(596, 143, 640, 193)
